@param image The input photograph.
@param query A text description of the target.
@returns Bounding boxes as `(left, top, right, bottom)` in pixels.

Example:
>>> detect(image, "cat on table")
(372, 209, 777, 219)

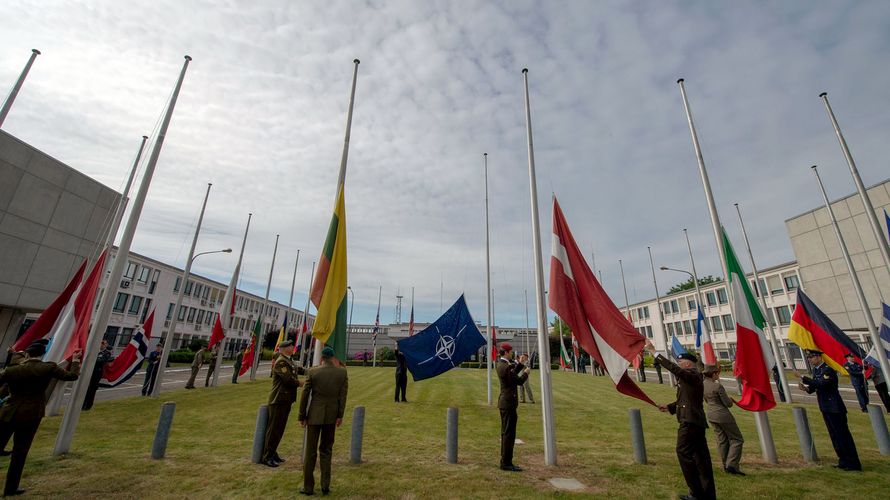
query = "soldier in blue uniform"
(798, 350, 861, 471)
(843, 353, 868, 412)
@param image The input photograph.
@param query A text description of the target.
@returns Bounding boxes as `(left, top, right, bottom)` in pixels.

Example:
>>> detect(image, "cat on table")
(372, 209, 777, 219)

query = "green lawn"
(9, 367, 890, 498)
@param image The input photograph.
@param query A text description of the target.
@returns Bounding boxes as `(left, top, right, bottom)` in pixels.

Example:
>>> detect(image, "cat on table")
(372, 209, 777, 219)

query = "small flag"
(789, 289, 870, 375)
(490, 326, 498, 362)
(239, 316, 261, 377)
(559, 339, 572, 369)
(396, 295, 486, 381)
(695, 306, 716, 364)
(372, 310, 380, 341)
(310, 186, 348, 359)
(274, 312, 288, 352)
(100, 308, 154, 387)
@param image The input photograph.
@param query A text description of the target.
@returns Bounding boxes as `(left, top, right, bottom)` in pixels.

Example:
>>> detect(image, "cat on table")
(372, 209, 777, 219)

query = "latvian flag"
(101, 308, 155, 387)
(549, 198, 654, 405)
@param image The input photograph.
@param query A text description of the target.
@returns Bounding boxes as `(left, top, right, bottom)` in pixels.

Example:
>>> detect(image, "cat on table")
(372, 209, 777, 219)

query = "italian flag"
(310, 185, 348, 360)
(723, 227, 776, 412)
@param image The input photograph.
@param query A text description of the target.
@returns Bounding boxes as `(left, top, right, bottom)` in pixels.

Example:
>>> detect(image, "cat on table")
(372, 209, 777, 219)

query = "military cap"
(677, 352, 697, 362)
(25, 342, 47, 356)
(806, 349, 823, 357)
(843, 352, 855, 358)
(499, 342, 513, 352)
(321, 346, 335, 358)
(278, 340, 294, 348)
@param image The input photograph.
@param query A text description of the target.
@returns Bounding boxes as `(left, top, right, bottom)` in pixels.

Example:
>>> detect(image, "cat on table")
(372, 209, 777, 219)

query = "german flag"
(310, 185, 348, 359)
(788, 289, 868, 375)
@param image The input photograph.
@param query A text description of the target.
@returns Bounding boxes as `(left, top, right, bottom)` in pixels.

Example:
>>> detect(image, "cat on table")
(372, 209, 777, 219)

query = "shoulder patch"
(823, 374, 830, 379)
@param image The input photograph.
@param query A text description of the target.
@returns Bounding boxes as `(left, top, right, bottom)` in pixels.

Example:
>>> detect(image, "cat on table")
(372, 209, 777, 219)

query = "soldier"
(142, 343, 163, 396)
(299, 346, 348, 496)
(518, 353, 535, 404)
(703, 364, 745, 475)
(843, 353, 868, 412)
(204, 345, 220, 387)
(867, 362, 890, 412)
(232, 347, 245, 384)
(394, 346, 408, 402)
(184, 344, 206, 389)
(0, 345, 32, 456)
(82, 339, 114, 410)
(645, 340, 715, 500)
(0, 342, 81, 496)
(262, 340, 304, 467)
(797, 349, 861, 471)
(495, 343, 530, 472)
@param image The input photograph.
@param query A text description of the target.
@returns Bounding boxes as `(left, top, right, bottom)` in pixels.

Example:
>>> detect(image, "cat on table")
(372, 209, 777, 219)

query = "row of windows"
(635, 325, 654, 339)
(112, 293, 153, 323)
(667, 305, 795, 338)
(662, 273, 799, 317)
(121, 260, 161, 294)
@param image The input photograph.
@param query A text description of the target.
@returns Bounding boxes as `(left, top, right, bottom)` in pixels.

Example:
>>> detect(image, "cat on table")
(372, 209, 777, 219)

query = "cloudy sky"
(2, 0, 889, 327)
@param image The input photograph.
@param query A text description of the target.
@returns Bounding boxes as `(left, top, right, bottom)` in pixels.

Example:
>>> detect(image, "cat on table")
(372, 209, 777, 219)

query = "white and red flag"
(14, 260, 86, 351)
(209, 262, 240, 349)
(548, 198, 655, 406)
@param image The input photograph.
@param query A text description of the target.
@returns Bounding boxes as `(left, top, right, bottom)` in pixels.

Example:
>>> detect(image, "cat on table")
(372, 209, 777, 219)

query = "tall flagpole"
(372, 285, 381, 368)
(97, 136, 148, 259)
(298, 261, 316, 368)
(812, 166, 890, 380)
(483, 152, 493, 405)
(819, 93, 890, 271)
(288, 250, 301, 324)
(683, 229, 716, 363)
(732, 207, 793, 402)
(522, 68, 556, 466)
(210, 214, 250, 387)
(648, 247, 674, 386)
(153, 183, 213, 395)
(0, 49, 40, 128)
(54, 55, 192, 456)
(524, 289, 531, 360)
(252, 234, 279, 380)
(677, 77, 776, 464)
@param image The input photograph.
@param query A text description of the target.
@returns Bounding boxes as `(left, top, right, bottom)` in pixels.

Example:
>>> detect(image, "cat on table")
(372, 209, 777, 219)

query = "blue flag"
(865, 302, 890, 370)
(671, 335, 688, 360)
(397, 294, 486, 381)
(694, 307, 706, 349)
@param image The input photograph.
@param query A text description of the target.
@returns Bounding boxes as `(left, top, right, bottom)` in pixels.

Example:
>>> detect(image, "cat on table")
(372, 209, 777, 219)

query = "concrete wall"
(785, 179, 890, 333)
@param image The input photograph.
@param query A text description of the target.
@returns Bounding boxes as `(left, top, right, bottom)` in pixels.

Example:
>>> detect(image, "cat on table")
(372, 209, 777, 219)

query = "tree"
(666, 275, 720, 295)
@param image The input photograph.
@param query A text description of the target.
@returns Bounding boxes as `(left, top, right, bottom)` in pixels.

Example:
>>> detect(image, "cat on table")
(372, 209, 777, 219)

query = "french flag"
(100, 308, 155, 387)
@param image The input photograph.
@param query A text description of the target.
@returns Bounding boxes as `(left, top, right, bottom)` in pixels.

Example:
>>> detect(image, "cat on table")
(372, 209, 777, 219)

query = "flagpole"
(648, 246, 675, 386)
(483, 152, 493, 406)
(524, 289, 531, 363)
(521, 68, 556, 466)
(372, 285, 381, 368)
(618, 259, 636, 381)
(0, 48, 40, 128)
(280, 249, 300, 367)
(557, 317, 567, 370)
(210, 214, 251, 386)
(298, 261, 316, 368)
(683, 229, 718, 366)
(819, 93, 890, 271)
(410, 286, 415, 336)
(732, 207, 793, 402)
(252, 234, 279, 380)
(153, 182, 213, 395)
(54, 56, 192, 456)
(678, 77, 777, 464)
(812, 166, 890, 379)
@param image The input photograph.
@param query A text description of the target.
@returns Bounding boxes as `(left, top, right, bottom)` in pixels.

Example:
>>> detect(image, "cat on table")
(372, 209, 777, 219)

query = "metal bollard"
(867, 404, 890, 456)
(628, 408, 647, 464)
(791, 406, 818, 462)
(350, 406, 365, 464)
(252, 405, 269, 464)
(446, 407, 459, 464)
(151, 402, 176, 459)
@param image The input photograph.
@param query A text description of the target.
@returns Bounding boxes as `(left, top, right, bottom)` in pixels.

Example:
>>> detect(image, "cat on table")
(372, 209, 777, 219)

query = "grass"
(9, 367, 890, 498)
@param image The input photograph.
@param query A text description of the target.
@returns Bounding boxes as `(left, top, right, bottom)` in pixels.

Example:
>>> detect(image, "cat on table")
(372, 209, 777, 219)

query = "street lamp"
(345, 286, 355, 357)
(192, 248, 232, 263)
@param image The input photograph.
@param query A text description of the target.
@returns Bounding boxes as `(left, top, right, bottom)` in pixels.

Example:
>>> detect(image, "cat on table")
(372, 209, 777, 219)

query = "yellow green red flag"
(310, 185, 348, 359)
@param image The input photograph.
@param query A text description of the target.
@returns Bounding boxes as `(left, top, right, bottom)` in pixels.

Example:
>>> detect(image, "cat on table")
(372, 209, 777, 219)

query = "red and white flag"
(209, 262, 240, 349)
(14, 260, 87, 351)
(490, 326, 498, 362)
(549, 198, 655, 406)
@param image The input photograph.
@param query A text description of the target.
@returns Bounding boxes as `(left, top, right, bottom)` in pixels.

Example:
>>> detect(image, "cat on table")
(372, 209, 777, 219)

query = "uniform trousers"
(204, 362, 216, 386)
(185, 366, 200, 388)
(303, 423, 336, 492)
(1, 418, 40, 495)
(394, 374, 407, 401)
(874, 382, 890, 413)
(676, 422, 715, 500)
(822, 411, 861, 470)
(519, 381, 534, 403)
(263, 403, 291, 461)
(851, 383, 869, 411)
(710, 419, 744, 470)
(499, 408, 518, 467)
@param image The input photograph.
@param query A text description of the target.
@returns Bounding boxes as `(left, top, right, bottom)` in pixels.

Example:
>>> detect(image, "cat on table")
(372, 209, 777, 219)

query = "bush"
(168, 349, 195, 364)
(188, 338, 208, 352)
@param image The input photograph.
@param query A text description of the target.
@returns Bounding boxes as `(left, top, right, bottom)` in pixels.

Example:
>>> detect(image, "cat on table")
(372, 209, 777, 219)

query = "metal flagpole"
(522, 68, 556, 466)
(648, 247, 675, 386)
(732, 207, 793, 402)
(98, 136, 148, 258)
(210, 214, 251, 387)
(618, 259, 637, 381)
(683, 228, 719, 367)
(372, 285, 381, 367)
(483, 152, 493, 405)
(812, 166, 890, 379)
(54, 56, 192, 456)
(278, 249, 300, 372)
(0, 49, 40, 128)
(153, 183, 213, 395)
(298, 261, 315, 368)
(252, 234, 279, 380)
(677, 77, 777, 464)
(524, 289, 531, 362)
(819, 93, 890, 271)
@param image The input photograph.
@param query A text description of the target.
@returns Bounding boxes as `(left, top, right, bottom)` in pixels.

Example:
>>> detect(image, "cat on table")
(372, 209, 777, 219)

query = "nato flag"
(397, 294, 486, 381)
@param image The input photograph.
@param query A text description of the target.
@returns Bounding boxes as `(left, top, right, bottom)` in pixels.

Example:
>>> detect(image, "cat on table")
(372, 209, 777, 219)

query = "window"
(767, 276, 784, 296)
(776, 305, 792, 326)
(716, 288, 728, 304)
(766, 307, 777, 327)
(187, 307, 197, 322)
(706, 291, 717, 307)
(194, 283, 203, 299)
(641, 306, 649, 319)
(174, 276, 182, 292)
(203, 286, 210, 299)
(118, 328, 134, 347)
(722, 314, 734, 331)
(128, 295, 143, 315)
(137, 266, 151, 284)
(140, 298, 152, 322)
(178, 305, 187, 321)
(666, 323, 674, 336)
(206, 312, 215, 326)
(104, 326, 120, 345)
(670, 300, 679, 314)
(167, 303, 175, 320)
(149, 270, 161, 294)
(184, 280, 194, 296)
(663, 302, 671, 316)
(240, 318, 247, 330)
(784, 274, 800, 291)
(228, 316, 235, 329)
(682, 321, 691, 336)
(196, 310, 205, 324)
(124, 262, 137, 279)
(758, 279, 768, 298)
(687, 299, 697, 311)
(645, 325, 653, 339)
(113, 293, 129, 313)
(211, 288, 220, 303)
(750, 280, 759, 298)
(711, 317, 723, 332)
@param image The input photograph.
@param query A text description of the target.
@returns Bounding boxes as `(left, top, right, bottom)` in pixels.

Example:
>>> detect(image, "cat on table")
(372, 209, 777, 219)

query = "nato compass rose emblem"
(418, 325, 467, 367)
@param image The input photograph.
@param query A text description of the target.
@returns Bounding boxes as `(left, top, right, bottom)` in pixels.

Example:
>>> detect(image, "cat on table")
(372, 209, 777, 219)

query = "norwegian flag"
(372, 311, 380, 341)
(549, 198, 655, 406)
(100, 308, 154, 387)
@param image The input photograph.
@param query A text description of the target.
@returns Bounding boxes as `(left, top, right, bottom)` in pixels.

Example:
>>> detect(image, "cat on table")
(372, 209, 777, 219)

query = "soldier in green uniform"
(204, 345, 220, 387)
(184, 345, 206, 389)
(262, 340, 304, 467)
(299, 346, 348, 496)
(495, 342, 530, 472)
(0, 342, 82, 496)
(232, 347, 244, 384)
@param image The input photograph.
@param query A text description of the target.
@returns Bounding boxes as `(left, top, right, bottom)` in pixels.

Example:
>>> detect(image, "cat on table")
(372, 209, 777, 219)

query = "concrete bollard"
(151, 402, 176, 459)
(446, 407, 459, 464)
(629, 408, 647, 464)
(350, 406, 365, 464)
(252, 404, 269, 464)
(791, 406, 818, 462)
(867, 404, 890, 456)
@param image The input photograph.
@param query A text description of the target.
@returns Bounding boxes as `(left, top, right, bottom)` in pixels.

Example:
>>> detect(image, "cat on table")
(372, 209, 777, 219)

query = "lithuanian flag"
(788, 289, 868, 375)
(310, 186, 348, 359)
